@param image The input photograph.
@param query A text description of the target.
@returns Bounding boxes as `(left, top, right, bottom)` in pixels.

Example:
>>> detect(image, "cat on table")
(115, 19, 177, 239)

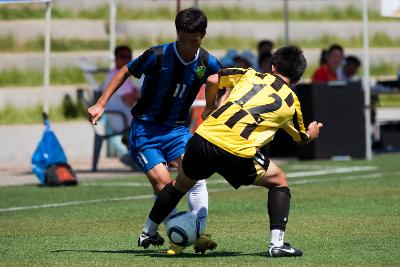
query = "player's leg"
(135, 156, 178, 249)
(169, 157, 208, 235)
(252, 160, 302, 257)
(129, 122, 178, 247)
(138, 171, 196, 249)
(165, 128, 210, 234)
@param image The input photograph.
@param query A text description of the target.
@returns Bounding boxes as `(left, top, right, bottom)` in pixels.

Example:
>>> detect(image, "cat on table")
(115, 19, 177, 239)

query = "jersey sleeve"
(206, 56, 222, 76)
(127, 48, 157, 79)
(218, 68, 247, 88)
(281, 94, 310, 143)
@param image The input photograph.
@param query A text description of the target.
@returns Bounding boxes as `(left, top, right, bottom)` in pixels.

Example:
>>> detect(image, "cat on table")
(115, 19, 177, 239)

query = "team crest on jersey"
(195, 65, 206, 79)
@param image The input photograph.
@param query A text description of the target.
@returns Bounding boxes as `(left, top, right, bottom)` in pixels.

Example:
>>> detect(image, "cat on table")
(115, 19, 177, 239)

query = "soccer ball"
(166, 211, 200, 246)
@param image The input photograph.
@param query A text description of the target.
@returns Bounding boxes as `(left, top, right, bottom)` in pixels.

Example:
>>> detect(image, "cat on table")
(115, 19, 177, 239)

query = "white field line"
(286, 166, 377, 178)
(0, 194, 152, 212)
(0, 169, 391, 213)
(288, 164, 339, 170)
(290, 172, 382, 184)
(80, 166, 377, 187)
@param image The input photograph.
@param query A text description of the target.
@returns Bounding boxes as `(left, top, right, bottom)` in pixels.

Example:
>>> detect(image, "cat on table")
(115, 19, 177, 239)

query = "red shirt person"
(312, 44, 344, 83)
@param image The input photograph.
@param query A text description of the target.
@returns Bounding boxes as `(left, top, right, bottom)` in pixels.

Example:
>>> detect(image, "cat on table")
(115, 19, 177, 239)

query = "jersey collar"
(173, 42, 200, 66)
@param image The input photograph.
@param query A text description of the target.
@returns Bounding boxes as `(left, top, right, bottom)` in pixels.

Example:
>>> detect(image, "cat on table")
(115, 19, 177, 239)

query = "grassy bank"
(0, 5, 398, 21)
(1, 32, 400, 53)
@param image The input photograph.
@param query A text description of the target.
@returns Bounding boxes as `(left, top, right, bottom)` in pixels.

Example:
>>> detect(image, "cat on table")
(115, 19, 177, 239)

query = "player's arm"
(202, 68, 247, 119)
(88, 48, 156, 125)
(88, 66, 132, 125)
(202, 73, 220, 120)
(282, 94, 323, 145)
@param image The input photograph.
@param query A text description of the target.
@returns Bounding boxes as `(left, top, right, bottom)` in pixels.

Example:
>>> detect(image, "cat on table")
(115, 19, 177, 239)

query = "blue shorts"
(129, 118, 192, 173)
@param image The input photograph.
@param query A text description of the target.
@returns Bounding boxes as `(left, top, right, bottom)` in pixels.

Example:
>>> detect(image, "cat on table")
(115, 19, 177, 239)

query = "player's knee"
(174, 173, 197, 193)
(154, 180, 172, 193)
(267, 170, 288, 188)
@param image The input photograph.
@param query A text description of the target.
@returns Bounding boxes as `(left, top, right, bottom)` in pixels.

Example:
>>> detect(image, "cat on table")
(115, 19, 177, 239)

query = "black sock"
(149, 182, 186, 224)
(268, 186, 291, 231)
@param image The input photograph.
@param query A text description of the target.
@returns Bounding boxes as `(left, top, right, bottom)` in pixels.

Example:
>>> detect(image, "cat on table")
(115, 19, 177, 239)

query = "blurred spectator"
(257, 39, 274, 56)
(318, 49, 328, 66)
(102, 45, 141, 159)
(220, 48, 239, 68)
(257, 39, 274, 71)
(234, 50, 257, 69)
(312, 44, 344, 83)
(337, 55, 361, 82)
(258, 51, 272, 73)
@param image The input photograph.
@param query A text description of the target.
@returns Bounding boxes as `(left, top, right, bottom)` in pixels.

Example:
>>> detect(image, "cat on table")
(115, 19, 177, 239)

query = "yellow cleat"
(166, 242, 185, 255)
(194, 234, 217, 254)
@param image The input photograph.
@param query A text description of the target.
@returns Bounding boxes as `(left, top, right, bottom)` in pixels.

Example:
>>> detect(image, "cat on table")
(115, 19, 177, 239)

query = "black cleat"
(268, 242, 303, 257)
(138, 231, 164, 249)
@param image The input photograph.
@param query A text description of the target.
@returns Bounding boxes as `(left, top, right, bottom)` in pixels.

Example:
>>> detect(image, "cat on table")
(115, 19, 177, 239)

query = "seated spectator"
(257, 51, 272, 73)
(318, 49, 328, 66)
(234, 50, 257, 69)
(312, 44, 344, 83)
(257, 39, 274, 56)
(102, 45, 141, 162)
(220, 49, 239, 68)
(337, 55, 361, 82)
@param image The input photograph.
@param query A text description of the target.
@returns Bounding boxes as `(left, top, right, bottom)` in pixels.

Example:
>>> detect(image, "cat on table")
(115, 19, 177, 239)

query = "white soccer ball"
(166, 211, 200, 246)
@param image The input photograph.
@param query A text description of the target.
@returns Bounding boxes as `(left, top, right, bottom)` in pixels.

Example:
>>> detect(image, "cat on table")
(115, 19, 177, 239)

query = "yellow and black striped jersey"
(196, 68, 309, 158)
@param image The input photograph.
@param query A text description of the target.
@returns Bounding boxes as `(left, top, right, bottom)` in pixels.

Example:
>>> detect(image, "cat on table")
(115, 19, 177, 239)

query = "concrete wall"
(1, 47, 400, 73)
(0, 121, 96, 164)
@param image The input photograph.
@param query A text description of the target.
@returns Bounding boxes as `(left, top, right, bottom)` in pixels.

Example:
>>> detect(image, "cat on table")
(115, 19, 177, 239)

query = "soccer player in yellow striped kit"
(139, 46, 323, 257)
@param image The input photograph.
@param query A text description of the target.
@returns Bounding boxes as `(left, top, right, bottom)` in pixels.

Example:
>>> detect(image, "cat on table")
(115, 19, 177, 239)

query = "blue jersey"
(127, 42, 221, 126)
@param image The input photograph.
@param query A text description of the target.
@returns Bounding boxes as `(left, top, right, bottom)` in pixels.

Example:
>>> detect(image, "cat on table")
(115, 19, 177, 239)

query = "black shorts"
(182, 134, 270, 189)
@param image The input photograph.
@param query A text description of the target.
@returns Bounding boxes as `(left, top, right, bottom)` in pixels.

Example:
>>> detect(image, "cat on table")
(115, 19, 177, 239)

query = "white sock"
(153, 194, 177, 224)
(270, 229, 285, 247)
(187, 179, 208, 234)
(142, 217, 159, 236)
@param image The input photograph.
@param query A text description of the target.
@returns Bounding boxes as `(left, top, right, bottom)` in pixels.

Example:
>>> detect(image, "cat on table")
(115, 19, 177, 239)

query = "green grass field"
(1, 154, 400, 266)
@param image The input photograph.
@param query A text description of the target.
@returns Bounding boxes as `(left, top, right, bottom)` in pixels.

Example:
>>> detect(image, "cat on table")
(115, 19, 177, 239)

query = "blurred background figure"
(318, 49, 328, 66)
(219, 48, 239, 68)
(233, 50, 257, 69)
(312, 44, 344, 83)
(257, 39, 274, 72)
(337, 55, 362, 82)
(102, 45, 141, 160)
(257, 39, 274, 56)
(257, 51, 272, 73)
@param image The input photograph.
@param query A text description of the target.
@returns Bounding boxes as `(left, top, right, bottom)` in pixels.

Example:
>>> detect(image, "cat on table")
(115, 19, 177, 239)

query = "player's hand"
(88, 103, 105, 125)
(307, 121, 323, 140)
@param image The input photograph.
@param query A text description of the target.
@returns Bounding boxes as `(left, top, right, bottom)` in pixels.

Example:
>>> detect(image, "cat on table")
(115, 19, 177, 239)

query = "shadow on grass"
(51, 249, 267, 258)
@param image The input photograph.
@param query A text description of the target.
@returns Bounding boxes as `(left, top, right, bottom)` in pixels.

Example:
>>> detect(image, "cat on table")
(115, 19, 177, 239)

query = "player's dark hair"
(114, 45, 131, 57)
(345, 55, 361, 66)
(327, 44, 344, 55)
(271, 46, 307, 84)
(175, 7, 207, 34)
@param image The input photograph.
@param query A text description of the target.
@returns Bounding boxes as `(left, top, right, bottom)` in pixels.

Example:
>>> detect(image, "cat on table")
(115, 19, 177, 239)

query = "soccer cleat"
(268, 242, 303, 257)
(137, 231, 164, 249)
(193, 234, 217, 254)
(166, 242, 185, 255)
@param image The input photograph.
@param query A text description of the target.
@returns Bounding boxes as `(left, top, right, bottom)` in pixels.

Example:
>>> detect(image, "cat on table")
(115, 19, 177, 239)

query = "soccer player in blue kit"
(88, 8, 221, 255)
